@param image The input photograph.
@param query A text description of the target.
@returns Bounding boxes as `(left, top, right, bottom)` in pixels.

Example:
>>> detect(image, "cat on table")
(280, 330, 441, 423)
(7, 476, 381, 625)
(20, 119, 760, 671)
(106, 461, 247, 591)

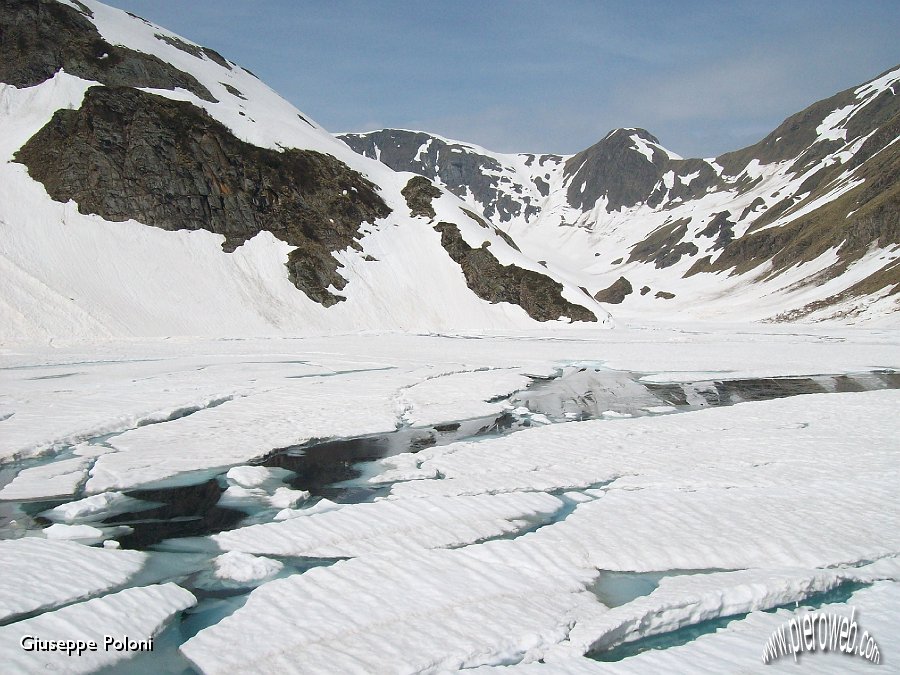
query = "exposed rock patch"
(221, 82, 246, 99)
(593, 277, 633, 304)
(69, 0, 92, 17)
(433, 222, 596, 322)
(154, 33, 231, 70)
(0, 0, 216, 101)
(15, 86, 391, 306)
(699, 211, 736, 250)
(462, 209, 521, 252)
(628, 218, 698, 269)
(564, 129, 667, 212)
(401, 176, 442, 219)
(739, 197, 766, 221)
(658, 159, 722, 206)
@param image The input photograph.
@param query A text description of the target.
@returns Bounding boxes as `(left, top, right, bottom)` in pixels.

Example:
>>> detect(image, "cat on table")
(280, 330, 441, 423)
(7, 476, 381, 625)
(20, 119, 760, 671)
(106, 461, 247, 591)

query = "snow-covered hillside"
(0, 0, 607, 343)
(340, 66, 900, 325)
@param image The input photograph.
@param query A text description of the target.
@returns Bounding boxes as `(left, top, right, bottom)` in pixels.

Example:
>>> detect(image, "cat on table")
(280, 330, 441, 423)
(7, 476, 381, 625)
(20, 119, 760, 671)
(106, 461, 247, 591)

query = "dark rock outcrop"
(401, 175, 442, 219)
(0, 0, 216, 102)
(699, 211, 736, 250)
(15, 86, 391, 306)
(433, 222, 596, 322)
(154, 33, 231, 70)
(461, 209, 521, 252)
(593, 276, 633, 304)
(628, 218, 698, 269)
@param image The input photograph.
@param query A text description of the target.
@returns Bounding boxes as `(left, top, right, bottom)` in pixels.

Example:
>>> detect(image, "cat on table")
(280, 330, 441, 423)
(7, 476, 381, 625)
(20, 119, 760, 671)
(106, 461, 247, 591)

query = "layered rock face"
(0, 0, 215, 100)
(16, 86, 391, 306)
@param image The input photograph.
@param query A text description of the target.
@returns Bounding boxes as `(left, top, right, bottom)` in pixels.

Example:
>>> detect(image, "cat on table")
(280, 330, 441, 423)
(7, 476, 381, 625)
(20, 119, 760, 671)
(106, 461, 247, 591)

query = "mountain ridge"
(339, 67, 900, 324)
(0, 0, 896, 342)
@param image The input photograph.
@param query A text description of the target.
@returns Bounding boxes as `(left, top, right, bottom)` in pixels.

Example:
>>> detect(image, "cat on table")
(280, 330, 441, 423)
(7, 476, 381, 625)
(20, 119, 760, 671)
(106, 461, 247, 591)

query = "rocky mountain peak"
(340, 129, 548, 224)
(563, 127, 676, 212)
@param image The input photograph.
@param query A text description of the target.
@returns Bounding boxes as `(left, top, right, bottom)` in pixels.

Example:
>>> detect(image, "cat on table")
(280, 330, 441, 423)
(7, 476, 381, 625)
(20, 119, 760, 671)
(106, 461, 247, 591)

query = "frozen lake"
(1, 324, 898, 673)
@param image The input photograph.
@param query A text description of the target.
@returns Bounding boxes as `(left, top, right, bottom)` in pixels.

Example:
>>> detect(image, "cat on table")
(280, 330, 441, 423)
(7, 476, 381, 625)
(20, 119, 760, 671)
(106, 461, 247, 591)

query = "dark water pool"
(2, 369, 896, 551)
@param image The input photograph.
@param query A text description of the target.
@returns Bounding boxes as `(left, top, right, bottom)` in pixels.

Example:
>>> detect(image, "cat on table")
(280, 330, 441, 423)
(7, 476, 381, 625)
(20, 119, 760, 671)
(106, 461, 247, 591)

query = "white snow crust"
(0, 583, 195, 674)
(0, 538, 146, 621)
(0, 327, 897, 673)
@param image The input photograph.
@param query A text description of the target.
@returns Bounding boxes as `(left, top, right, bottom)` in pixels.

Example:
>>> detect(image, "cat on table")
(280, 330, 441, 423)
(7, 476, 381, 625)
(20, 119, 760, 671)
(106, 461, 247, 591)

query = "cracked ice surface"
(0, 455, 93, 500)
(470, 580, 900, 673)
(212, 491, 566, 557)
(397, 368, 532, 426)
(0, 538, 146, 621)
(2, 328, 899, 672)
(181, 545, 599, 673)
(85, 373, 412, 492)
(1, 338, 561, 494)
(0, 583, 195, 674)
(180, 388, 899, 673)
(559, 562, 900, 658)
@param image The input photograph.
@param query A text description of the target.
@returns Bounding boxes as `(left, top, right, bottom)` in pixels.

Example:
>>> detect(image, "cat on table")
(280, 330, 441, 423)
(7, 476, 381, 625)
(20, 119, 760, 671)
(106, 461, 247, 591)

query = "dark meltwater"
(0, 368, 895, 675)
(1, 368, 897, 552)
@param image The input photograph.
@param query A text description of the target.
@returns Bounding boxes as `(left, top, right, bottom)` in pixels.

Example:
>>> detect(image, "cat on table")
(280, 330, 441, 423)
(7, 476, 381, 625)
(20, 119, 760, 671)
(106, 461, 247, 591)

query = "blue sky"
(104, 0, 899, 158)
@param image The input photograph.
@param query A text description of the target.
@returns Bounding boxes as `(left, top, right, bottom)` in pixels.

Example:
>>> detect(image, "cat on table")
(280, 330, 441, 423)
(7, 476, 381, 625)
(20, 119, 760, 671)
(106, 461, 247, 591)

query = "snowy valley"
(0, 1, 898, 674)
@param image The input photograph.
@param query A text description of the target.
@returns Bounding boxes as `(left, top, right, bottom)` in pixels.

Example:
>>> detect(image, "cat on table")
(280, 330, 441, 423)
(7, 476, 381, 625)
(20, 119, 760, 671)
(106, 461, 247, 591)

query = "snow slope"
(0, 0, 607, 343)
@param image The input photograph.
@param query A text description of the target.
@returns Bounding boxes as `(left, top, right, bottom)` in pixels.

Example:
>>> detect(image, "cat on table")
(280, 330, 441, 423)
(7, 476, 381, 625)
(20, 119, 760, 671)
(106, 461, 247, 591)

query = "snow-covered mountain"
(0, 0, 608, 342)
(2, 0, 896, 342)
(340, 67, 900, 324)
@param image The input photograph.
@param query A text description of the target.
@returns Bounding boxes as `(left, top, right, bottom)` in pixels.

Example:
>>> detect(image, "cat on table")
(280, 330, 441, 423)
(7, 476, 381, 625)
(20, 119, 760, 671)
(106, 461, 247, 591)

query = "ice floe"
(0, 539, 146, 621)
(0, 583, 195, 674)
(212, 492, 566, 557)
(194, 551, 284, 590)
